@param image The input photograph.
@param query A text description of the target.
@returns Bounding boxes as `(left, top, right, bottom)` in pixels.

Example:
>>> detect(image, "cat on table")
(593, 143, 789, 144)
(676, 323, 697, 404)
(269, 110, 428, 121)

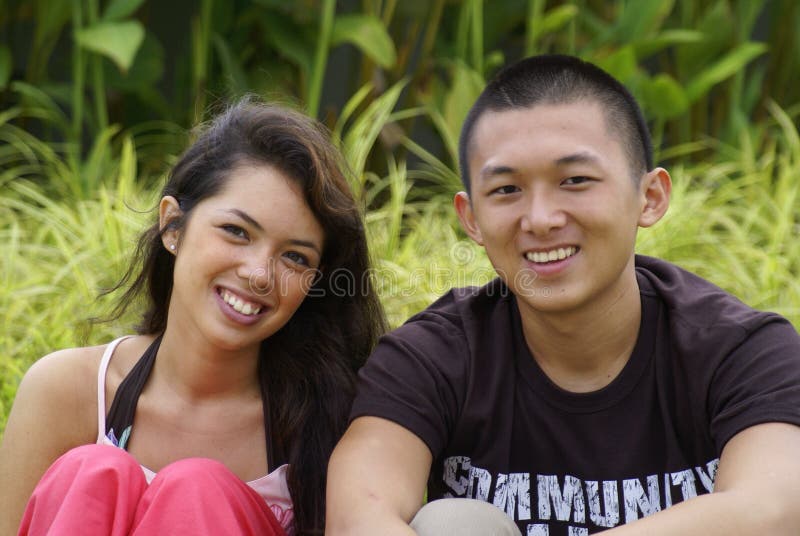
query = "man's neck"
(517, 269, 642, 393)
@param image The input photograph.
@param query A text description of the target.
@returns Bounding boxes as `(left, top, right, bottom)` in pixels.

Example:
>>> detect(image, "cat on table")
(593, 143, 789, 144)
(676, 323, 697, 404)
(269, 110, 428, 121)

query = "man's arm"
(326, 416, 433, 535)
(606, 422, 800, 535)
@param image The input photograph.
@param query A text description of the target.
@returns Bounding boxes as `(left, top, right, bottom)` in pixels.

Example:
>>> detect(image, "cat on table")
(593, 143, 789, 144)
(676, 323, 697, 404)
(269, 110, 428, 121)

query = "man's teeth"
(525, 246, 577, 264)
(221, 289, 262, 315)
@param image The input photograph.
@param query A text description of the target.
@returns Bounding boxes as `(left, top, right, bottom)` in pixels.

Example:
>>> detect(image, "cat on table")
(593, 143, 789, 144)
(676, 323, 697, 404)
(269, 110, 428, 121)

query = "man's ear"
(454, 191, 484, 245)
(159, 196, 183, 253)
(638, 167, 671, 228)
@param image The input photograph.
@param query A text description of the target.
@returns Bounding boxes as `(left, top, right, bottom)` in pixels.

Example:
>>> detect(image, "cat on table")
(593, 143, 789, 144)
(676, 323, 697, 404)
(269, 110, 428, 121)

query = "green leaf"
(632, 29, 703, 58)
(614, 0, 675, 40)
(0, 46, 11, 88)
(640, 74, 689, 120)
(334, 83, 374, 142)
(529, 4, 579, 46)
(9, 81, 71, 132)
(101, 0, 146, 22)
(685, 42, 768, 102)
(82, 125, 121, 194)
(262, 13, 313, 76)
(331, 14, 397, 69)
(33, 0, 71, 52)
(104, 31, 164, 91)
(212, 34, 249, 94)
(75, 21, 145, 73)
(343, 79, 407, 183)
(595, 46, 638, 82)
(441, 62, 485, 162)
(676, 1, 733, 77)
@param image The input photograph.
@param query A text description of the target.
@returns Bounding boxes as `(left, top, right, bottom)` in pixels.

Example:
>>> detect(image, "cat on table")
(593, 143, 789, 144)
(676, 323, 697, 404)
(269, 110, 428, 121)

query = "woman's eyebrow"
(225, 208, 263, 231)
(288, 239, 321, 254)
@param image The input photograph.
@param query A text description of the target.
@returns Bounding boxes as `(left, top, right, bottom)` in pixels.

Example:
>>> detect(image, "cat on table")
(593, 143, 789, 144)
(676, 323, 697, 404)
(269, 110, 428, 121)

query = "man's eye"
(562, 176, 592, 186)
(491, 185, 520, 195)
(222, 224, 248, 239)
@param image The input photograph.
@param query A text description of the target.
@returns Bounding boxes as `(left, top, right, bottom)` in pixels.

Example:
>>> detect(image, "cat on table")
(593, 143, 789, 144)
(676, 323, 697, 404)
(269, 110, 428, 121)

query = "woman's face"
(162, 164, 325, 354)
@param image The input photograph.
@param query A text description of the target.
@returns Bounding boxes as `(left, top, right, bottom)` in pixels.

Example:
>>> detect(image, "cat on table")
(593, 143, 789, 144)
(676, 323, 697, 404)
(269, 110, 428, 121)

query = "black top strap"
(105, 335, 161, 447)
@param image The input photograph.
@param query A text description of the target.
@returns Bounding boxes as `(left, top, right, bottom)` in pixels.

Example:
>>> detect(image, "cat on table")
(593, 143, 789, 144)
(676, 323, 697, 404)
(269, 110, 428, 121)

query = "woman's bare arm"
(0, 348, 99, 535)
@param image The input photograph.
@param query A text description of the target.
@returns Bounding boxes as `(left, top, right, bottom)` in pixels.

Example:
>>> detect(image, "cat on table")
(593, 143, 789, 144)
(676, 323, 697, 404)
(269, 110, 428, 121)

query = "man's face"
(456, 100, 665, 318)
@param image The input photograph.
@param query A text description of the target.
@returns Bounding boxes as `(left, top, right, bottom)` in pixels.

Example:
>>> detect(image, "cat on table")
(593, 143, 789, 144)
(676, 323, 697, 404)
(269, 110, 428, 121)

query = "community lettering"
(441, 456, 720, 534)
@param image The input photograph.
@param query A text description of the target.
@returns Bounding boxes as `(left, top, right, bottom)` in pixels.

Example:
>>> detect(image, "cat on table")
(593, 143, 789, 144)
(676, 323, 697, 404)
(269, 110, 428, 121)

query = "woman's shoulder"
(20, 342, 117, 412)
(9, 342, 114, 447)
(14, 336, 153, 442)
(20, 337, 150, 411)
(28, 335, 154, 382)
(25, 343, 108, 386)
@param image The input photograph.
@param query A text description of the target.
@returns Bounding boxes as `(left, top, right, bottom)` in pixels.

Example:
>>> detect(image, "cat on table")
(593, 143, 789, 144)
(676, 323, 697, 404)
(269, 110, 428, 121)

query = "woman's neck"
(153, 325, 262, 402)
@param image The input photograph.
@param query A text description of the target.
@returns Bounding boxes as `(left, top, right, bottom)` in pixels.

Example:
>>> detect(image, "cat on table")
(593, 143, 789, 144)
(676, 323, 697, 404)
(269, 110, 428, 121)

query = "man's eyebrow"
(478, 164, 515, 181)
(554, 151, 601, 167)
(478, 152, 602, 180)
(226, 209, 322, 254)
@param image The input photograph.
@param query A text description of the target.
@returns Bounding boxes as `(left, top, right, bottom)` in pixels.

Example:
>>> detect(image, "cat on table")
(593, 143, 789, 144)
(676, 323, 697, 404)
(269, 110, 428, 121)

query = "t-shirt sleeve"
(708, 318, 800, 450)
(349, 312, 470, 458)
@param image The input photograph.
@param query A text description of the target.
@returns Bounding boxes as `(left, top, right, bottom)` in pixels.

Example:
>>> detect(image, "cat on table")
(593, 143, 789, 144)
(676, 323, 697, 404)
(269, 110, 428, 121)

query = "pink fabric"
(19, 444, 286, 536)
(95, 337, 295, 532)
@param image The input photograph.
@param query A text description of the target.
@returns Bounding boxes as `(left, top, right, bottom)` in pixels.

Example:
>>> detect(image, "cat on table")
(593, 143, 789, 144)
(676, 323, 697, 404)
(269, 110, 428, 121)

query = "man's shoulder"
(403, 277, 513, 328)
(375, 278, 516, 356)
(635, 255, 793, 342)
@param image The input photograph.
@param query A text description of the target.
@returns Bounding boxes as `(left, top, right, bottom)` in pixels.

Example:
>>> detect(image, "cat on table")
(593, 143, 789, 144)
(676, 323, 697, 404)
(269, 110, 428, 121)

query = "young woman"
(0, 100, 386, 535)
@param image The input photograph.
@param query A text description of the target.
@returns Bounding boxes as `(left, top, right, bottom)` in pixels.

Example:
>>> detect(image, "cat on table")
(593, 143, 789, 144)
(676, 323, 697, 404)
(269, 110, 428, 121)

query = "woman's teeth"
(220, 289, 262, 315)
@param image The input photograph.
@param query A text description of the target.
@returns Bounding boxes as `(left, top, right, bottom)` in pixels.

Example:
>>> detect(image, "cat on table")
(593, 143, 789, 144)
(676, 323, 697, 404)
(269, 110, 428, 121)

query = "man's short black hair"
(458, 54, 653, 193)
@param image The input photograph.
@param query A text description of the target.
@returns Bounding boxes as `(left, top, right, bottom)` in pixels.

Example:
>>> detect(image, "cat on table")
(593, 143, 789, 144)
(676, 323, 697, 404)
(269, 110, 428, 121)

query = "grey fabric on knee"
(410, 498, 522, 536)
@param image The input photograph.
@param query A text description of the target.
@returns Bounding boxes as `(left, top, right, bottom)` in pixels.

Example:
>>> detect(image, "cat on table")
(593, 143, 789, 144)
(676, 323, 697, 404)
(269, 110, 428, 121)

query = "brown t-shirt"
(351, 255, 800, 534)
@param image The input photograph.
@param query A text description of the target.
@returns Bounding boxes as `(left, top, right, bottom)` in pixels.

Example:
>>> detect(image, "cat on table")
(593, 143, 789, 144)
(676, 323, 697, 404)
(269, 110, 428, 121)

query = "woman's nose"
(241, 255, 275, 296)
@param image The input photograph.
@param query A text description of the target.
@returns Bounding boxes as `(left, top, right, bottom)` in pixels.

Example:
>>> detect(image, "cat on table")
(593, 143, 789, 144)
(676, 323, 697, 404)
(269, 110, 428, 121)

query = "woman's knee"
(48, 444, 142, 481)
(153, 457, 233, 483)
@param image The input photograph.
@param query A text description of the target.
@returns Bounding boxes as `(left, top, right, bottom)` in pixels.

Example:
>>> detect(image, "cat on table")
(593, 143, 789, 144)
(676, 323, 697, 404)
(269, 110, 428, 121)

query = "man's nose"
(519, 191, 567, 236)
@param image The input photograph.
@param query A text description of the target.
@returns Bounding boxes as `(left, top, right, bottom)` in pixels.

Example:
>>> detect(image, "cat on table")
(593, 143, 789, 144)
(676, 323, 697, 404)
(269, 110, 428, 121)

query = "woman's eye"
(491, 185, 520, 195)
(222, 224, 248, 239)
(284, 251, 310, 267)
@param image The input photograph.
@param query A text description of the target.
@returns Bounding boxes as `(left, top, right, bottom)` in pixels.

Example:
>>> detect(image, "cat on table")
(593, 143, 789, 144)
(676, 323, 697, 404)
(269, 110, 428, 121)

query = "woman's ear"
(638, 167, 671, 228)
(454, 191, 484, 245)
(159, 196, 183, 254)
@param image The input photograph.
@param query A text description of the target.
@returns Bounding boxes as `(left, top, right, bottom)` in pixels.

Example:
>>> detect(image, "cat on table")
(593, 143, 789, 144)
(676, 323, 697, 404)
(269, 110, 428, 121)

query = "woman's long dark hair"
(107, 99, 387, 534)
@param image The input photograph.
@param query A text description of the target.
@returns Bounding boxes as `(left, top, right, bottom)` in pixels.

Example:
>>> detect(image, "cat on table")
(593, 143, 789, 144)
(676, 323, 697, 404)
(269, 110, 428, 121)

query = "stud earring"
(169, 244, 176, 251)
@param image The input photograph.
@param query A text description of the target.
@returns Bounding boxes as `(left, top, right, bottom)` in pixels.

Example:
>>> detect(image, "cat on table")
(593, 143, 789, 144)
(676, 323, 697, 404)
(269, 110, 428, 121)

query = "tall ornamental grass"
(637, 104, 800, 321)
(1, 109, 799, 436)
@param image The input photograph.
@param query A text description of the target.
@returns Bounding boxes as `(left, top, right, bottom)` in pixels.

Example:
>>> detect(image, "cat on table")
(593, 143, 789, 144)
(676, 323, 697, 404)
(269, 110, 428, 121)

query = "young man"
(326, 55, 800, 535)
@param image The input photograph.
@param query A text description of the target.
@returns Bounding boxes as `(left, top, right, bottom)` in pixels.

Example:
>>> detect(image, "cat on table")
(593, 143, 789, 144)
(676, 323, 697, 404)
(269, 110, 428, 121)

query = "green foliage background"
(1, 0, 799, 435)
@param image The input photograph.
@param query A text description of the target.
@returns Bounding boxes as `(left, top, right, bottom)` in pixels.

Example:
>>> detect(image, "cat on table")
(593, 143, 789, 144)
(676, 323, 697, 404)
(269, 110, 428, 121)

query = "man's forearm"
(603, 488, 797, 536)
(326, 417, 432, 535)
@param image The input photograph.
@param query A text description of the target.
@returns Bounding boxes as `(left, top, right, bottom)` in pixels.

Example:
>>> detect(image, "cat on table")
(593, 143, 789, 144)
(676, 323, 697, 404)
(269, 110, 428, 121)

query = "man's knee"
(410, 498, 522, 536)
